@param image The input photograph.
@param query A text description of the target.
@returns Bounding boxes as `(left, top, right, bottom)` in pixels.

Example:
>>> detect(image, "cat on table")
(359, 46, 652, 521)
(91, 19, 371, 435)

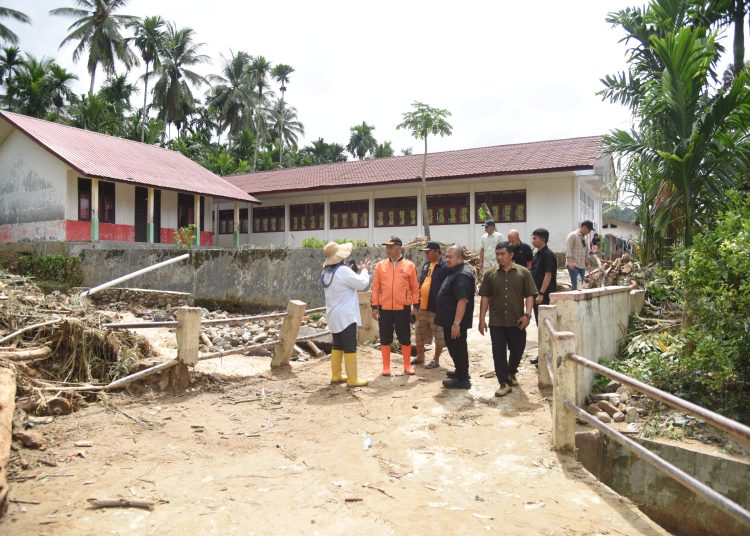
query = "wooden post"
(147, 187, 155, 243)
(193, 194, 201, 246)
(357, 291, 378, 344)
(271, 300, 306, 367)
(91, 178, 99, 241)
(173, 306, 201, 391)
(233, 201, 240, 248)
(552, 331, 577, 452)
(0, 365, 15, 517)
(537, 305, 556, 388)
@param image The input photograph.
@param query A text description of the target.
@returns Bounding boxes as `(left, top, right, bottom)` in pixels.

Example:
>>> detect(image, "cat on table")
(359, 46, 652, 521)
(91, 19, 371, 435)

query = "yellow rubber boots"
(344, 352, 368, 387)
(330, 349, 346, 384)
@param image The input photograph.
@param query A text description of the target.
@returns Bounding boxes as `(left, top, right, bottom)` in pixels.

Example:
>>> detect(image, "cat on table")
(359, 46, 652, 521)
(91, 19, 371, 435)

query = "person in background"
(478, 241, 537, 397)
(321, 242, 372, 387)
(591, 233, 601, 255)
(371, 236, 419, 376)
(507, 229, 533, 269)
(530, 228, 557, 325)
(435, 245, 476, 389)
(479, 220, 504, 277)
(565, 220, 594, 290)
(412, 241, 448, 369)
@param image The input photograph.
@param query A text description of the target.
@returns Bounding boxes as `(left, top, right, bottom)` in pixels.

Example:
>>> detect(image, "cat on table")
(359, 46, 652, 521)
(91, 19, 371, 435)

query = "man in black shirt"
(434, 245, 475, 389)
(508, 229, 533, 269)
(531, 228, 557, 324)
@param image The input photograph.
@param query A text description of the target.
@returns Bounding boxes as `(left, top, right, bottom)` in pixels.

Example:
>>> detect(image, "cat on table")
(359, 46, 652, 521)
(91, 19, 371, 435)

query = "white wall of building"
(214, 170, 598, 253)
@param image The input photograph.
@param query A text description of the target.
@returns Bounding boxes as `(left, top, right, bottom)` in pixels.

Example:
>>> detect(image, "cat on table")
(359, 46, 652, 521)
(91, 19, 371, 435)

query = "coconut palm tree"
(374, 141, 394, 158)
(267, 98, 304, 150)
(11, 55, 77, 118)
(50, 0, 138, 94)
(151, 23, 209, 136)
(208, 50, 255, 137)
(249, 55, 274, 170)
(128, 15, 165, 141)
(346, 121, 377, 160)
(396, 102, 453, 239)
(271, 63, 293, 164)
(0, 6, 30, 44)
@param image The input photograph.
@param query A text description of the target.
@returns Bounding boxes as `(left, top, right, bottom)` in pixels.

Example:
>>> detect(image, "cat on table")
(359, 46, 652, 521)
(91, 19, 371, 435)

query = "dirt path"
(2, 303, 668, 535)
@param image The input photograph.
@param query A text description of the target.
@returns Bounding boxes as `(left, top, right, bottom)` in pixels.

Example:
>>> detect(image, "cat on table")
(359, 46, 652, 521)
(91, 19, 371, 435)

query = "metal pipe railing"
(102, 311, 289, 330)
(566, 401, 750, 529)
(566, 353, 750, 447)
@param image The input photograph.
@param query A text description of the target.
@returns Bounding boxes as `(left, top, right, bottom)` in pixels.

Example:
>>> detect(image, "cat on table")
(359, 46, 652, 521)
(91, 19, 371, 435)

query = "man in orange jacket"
(371, 236, 420, 376)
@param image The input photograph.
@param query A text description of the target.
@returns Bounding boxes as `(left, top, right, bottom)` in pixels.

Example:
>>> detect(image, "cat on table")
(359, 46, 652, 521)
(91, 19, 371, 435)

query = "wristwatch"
(523, 312, 531, 319)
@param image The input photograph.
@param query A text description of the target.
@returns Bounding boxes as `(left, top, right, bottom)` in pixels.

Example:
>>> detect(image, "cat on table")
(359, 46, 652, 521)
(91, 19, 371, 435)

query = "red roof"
(0, 111, 258, 203)
(227, 135, 605, 195)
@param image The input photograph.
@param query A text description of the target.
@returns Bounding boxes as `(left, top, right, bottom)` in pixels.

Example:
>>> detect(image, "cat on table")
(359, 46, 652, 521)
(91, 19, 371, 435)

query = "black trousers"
(378, 308, 411, 345)
(489, 325, 527, 384)
(332, 323, 357, 353)
(443, 326, 469, 380)
(533, 293, 551, 325)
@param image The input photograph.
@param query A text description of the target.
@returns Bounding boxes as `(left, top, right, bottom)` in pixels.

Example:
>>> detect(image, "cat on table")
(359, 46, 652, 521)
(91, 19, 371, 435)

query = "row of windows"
(242, 191, 527, 233)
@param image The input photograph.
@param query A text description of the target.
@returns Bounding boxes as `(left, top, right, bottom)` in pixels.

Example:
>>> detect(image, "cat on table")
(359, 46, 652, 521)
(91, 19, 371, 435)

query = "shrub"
(16, 253, 83, 290)
(174, 224, 197, 249)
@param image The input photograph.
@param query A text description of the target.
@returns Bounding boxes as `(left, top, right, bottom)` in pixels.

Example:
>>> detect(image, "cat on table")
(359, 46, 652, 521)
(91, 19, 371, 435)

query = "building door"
(134, 187, 147, 242)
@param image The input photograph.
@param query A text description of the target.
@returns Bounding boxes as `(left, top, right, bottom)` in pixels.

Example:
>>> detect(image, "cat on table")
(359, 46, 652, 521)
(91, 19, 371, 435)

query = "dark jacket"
(418, 257, 448, 313)
(435, 263, 475, 330)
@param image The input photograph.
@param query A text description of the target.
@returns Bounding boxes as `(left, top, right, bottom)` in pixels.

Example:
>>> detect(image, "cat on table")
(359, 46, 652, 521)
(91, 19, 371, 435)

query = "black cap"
(420, 241, 441, 251)
(581, 220, 595, 231)
(382, 236, 402, 246)
(484, 220, 495, 227)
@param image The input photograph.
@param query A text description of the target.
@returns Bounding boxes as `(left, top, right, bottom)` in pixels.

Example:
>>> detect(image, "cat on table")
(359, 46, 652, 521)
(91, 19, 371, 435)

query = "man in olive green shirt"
(478, 241, 537, 397)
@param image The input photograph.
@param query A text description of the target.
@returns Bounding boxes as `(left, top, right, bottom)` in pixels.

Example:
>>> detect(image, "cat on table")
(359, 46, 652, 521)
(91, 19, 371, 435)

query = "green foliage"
(309, 312, 323, 322)
(173, 224, 197, 248)
(301, 237, 368, 249)
(477, 205, 491, 222)
(615, 192, 750, 422)
(16, 253, 83, 290)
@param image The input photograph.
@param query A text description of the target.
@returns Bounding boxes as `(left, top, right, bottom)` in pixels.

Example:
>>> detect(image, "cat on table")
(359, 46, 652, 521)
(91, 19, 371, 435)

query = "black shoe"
(442, 378, 471, 389)
(446, 370, 471, 380)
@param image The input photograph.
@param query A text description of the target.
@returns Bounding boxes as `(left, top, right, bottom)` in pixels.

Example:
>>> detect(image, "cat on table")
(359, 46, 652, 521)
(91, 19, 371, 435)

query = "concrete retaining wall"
(576, 431, 750, 536)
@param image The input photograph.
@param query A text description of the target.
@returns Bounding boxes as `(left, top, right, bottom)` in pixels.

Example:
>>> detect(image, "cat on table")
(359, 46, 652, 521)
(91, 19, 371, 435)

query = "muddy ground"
(2, 300, 669, 536)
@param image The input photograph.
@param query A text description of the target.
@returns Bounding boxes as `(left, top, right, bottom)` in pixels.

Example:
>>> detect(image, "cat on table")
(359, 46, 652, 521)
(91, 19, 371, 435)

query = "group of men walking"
(320, 219, 593, 397)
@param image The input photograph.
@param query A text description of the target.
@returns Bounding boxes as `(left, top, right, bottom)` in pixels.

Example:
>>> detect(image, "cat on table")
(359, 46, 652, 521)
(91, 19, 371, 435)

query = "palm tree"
(267, 98, 304, 151)
(128, 15, 165, 142)
(250, 55, 273, 170)
(98, 73, 136, 121)
(11, 55, 77, 118)
(396, 102, 453, 239)
(0, 7, 30, 44)
(271, 63, 293, 164)
(0, 45, 23, 109)
(347, 121, 378, 160)
(208, 50, 255, 137)
(48, 64, 79, 112)
(151, 23, 209, 136)
(374, 141, 394, 158)
(302, 138, 347, 164)
(68, 92, 123, 134)
(603, 3, 750, 259)
(50, 0, 138, 94)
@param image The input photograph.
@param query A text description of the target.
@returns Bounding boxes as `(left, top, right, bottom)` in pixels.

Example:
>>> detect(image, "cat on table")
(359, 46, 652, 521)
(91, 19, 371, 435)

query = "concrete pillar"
(193, 194, 201, 246)
(537, 304, 557, 388)
(552, 331, 577, 452)
(233, 202, 240, 248)
(272, 300, 306, 368)
(147, 187, 155, 243)
(91, 178, 99, 241)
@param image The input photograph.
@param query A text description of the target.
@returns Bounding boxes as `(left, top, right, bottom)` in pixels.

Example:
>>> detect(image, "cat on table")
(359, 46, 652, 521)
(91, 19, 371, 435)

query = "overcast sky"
(4, 1, 643, 153)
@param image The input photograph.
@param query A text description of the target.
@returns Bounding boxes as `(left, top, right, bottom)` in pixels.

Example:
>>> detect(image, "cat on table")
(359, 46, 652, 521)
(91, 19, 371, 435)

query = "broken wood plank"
(0, 347, 51, 362)
(87, 497, 155, 510)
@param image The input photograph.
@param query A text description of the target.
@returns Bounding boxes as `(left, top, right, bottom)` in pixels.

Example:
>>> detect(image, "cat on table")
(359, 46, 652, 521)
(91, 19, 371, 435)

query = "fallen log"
(0, 365, 16, 518)
(0, 347, 51, 362)
(0, 318, 61, 345)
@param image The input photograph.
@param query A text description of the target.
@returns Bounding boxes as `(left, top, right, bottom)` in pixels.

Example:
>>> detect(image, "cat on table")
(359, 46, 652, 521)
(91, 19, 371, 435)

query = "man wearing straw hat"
(321, 242, 372, 387)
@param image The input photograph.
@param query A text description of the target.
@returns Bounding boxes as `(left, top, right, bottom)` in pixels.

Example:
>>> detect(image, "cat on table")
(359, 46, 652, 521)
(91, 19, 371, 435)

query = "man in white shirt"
(479, 220, 504, 276)
(565, 220, 594, 290)
(321, 242, 372, 387)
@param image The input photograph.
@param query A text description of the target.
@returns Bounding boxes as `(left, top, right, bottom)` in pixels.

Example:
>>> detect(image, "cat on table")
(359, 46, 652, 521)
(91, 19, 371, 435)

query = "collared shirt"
(565, 230, 589, 268)
(434, 263, 475, 329)
(531, 245, 557, 295)
(323, 264, 371, 333)
(478, 263, 537, 327)
(480, 231, 504, 267)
